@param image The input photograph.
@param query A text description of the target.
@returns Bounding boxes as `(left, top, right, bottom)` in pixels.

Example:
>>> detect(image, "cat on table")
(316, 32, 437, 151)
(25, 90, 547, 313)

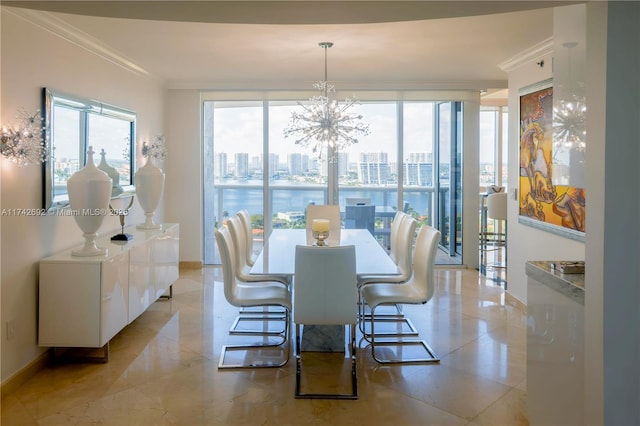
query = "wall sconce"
(0, 109, 46, 166)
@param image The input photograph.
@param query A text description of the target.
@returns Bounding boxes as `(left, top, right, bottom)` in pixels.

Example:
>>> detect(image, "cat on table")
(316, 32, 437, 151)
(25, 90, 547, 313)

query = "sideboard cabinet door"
(39, 251, 128, 348)
(151, 224, 180, 299)
(128, 241, 153, 322)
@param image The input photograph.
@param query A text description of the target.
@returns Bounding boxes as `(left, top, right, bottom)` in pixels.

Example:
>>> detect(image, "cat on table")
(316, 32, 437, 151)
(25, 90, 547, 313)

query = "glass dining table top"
(250, 228, 398, 276)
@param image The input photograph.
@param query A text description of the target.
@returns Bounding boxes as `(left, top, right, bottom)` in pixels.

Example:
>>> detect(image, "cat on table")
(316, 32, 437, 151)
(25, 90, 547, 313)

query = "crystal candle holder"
(312, 229, 330, 246)
(311, 219, 330, 246)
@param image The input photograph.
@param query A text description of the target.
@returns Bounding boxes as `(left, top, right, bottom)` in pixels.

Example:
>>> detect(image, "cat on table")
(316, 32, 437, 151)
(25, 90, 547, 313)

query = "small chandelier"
(0, 109, 47, 166)
(553, 95, 586, 151)
(553, 41, 586, 152)
(284, 42, 369, 162)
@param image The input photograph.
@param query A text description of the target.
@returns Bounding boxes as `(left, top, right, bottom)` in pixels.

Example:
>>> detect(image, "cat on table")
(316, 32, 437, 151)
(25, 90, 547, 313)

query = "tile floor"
(1, 266, 527, 425)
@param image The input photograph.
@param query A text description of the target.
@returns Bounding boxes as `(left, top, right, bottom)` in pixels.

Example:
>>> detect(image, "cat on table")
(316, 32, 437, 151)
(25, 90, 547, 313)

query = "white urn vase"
(68, 146, 112, 257)
(97, 148, 122, 197)
(135, 157, 165, 229)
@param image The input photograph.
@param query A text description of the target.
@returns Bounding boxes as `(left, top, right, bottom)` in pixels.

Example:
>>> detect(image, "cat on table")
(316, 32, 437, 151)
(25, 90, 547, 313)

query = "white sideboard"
(38, 223, 179, 359)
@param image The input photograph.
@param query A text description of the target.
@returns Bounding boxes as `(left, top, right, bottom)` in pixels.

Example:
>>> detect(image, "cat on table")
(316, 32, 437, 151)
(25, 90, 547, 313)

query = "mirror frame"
(42, 88, 136, 211)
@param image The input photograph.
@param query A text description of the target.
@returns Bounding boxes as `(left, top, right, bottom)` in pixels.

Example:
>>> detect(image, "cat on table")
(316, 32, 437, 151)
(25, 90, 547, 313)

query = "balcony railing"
(213, 181, 449, 242)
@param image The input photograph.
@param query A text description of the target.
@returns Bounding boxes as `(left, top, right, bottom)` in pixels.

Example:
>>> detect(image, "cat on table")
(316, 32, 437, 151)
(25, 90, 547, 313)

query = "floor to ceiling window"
(479, 105, 509, 190)
(478, 104, 509, 268)
(203, 96, 467, 265)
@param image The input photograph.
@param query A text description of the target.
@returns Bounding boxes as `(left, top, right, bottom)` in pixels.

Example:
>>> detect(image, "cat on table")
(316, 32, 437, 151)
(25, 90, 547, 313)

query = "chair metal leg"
(229, 309, 288, 336)
(239, 306, 287, 315)
(295, 323, 358, 399)
(358, 294, 418, 340)
(369, 304, 439, 364)
(218, 309, 290, 369)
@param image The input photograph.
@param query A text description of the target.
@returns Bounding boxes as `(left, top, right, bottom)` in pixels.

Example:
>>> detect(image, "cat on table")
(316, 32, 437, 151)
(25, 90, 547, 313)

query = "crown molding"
(498, 37, 553, 73)
(4, 7, 156, 79)
(168, 79, 507, 92)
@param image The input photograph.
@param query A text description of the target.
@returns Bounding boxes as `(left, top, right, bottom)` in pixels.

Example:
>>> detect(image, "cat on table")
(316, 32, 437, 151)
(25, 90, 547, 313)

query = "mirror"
(42, 88, 136, 211)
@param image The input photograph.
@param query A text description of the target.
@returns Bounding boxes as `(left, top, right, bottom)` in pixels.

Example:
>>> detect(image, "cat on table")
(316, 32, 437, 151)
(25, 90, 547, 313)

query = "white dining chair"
(360, 224, 441, 364)
(293, 244, 358, 399)
(227, 215, 290, 286)
(389, 210, 408, 263)
(237, 209, 256, 267)
(357, 213, 419, 337)
(215, 225, 291, 369)
(358, 213, 416, 285)
(226, 215, 290, 332)
(305, 204, 341, 245)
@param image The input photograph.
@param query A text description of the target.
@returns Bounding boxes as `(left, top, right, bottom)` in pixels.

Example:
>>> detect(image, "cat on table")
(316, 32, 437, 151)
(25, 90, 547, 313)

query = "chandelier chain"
(284, 41, 369, 162)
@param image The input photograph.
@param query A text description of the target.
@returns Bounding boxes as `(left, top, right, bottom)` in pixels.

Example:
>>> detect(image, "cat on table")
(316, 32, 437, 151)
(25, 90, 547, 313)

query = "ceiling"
(4, 1, 570, 93)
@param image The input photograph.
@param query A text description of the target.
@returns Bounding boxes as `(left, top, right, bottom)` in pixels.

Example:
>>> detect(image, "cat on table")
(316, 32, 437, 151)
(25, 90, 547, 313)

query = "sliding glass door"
(435, 101, 463, 259)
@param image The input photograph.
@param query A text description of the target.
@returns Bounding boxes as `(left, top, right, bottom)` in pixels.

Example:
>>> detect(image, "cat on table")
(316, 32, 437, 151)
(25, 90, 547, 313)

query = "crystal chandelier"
(0, 109, 46, 166)
(284, 42, 369, 162)
(553, 95, 586, 151)
(553, 41, 586, 152)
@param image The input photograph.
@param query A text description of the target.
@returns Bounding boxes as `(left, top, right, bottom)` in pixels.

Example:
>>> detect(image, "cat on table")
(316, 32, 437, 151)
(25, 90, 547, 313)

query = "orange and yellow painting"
(519, 82, 586, 234)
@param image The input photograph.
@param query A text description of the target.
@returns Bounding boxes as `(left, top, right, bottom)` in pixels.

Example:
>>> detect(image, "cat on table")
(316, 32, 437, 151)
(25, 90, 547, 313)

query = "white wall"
(584, 2, 607, 422)
(597, 2, 640, 424)
(505, 52, 585, 305)
(164, 90, 202, 262)
(0, 8, 165, 383)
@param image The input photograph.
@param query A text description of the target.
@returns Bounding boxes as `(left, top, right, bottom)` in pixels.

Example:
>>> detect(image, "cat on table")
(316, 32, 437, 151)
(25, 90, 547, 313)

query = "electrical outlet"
(6, 320, 15, 340)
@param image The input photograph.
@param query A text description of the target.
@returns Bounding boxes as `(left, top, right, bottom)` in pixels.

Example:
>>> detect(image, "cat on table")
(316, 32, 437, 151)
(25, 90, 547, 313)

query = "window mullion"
(263, 100, 271, 237)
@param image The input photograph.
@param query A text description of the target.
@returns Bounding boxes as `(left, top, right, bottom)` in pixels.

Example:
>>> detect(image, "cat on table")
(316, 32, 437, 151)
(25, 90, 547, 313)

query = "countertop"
(526, 260, 585, 305)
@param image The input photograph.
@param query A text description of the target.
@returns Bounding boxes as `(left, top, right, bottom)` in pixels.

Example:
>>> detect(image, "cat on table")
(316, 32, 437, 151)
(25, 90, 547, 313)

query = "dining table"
(250, 228, 398, 277)
(250, 228, 398, 351)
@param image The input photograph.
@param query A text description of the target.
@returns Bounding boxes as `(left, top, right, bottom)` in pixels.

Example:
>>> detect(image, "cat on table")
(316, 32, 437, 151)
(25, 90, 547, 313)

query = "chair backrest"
(345, 205, 376, 235)
(226, 215, 251, 279)
(237, 209, 255, 266)
(306, 204, 341, 245)
(486, 185, 505, 194)
(293, 245, 357, 325)
(411, 225, 441, 303)
(345, 197, 371, 206)
(396, 215, 418, 281)
(389, 211, 408, 263)
(487, 192, 507, 221)
(214, 225, 240, 306)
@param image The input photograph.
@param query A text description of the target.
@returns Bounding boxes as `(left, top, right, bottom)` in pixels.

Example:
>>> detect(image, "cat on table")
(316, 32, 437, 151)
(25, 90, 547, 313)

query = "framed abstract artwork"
(518, 78, 585, 241)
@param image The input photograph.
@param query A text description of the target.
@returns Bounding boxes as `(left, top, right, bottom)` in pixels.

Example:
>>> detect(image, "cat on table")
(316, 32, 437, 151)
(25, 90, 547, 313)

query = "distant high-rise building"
(358, 162, 391, 185)
(310, 157, 320, 170)
(301, 154, 310, 172)
(269, 153, 279, 177)
(288, 153, 302, 176)
(337, 152, 349, 176)
(404, 162, 433, 186)
(214, 152, 227, 178)
(234, 153, 249, 178)
(407, 152, 432, 163)
(250, 155, 261, 172)
(357, 152, 390, 184)
(359, 152, 388, 163)
(402, 153, 433, 186)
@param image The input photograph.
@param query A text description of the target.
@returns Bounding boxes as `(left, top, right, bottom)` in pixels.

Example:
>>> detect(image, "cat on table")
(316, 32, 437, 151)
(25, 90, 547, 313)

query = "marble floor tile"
(1, 266, 526, 425)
